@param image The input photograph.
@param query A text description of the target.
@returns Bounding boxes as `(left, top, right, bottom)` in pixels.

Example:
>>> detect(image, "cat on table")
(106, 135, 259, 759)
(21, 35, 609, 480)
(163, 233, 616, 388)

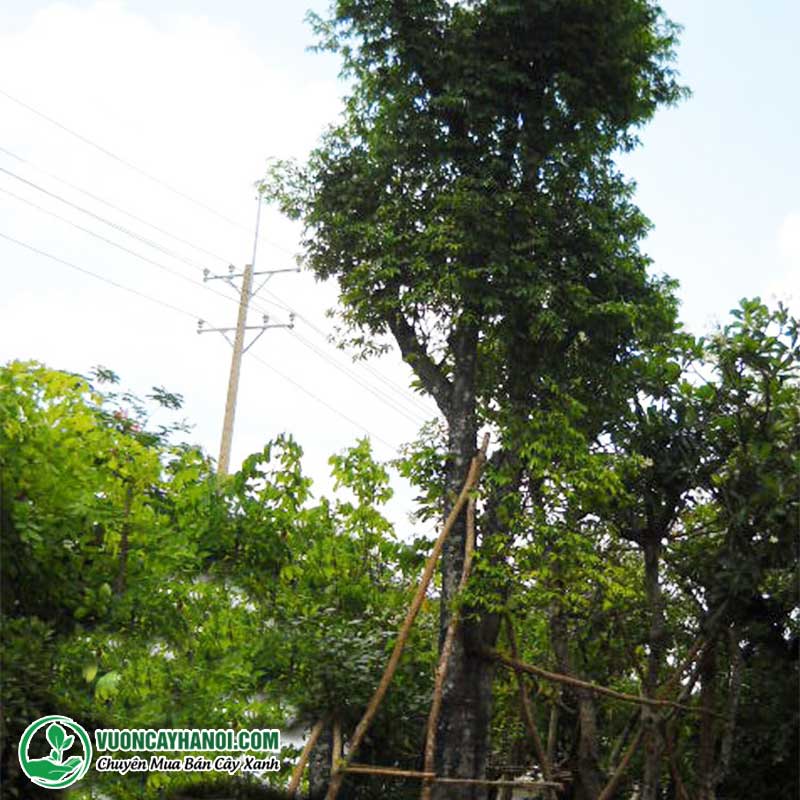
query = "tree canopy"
(2, 298, 796, 800)
(2, 3, 798, 800)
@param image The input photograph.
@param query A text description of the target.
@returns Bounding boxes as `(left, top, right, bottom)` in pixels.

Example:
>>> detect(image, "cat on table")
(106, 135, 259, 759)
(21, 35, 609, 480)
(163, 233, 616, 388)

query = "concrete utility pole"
(198, 195, 298, 475)
(218, 261, 253, 475)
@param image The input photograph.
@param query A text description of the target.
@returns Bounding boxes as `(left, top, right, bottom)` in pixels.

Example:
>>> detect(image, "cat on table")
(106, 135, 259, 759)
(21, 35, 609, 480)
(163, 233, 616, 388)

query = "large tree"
(267, 0, 687, 796)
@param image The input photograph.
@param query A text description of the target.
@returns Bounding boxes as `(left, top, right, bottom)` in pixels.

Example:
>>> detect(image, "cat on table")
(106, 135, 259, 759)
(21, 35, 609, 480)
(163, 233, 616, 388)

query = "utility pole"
(217, 261, 252, 475)
(198, 195, 298, 475)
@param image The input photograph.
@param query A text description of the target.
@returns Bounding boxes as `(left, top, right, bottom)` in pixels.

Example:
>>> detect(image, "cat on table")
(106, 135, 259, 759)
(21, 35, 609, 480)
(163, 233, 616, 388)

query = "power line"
(3, 179, 432, 427)
(0, 230, 197, 320)
(3, 180, 431, 424)
(289, 328, 427, 425)
(0, 184, 259, 316)
(0, 87, 294, 257)
(241, 283, 433, 422)
(0, 90, 435, 417)
(0, 97, 430, 415)
(0, 230, 402, 454)
(256, 288, 436, 417)
(0, 87, 246, 231)
(0, 144, 231, 266)
(0, 165, 212, 275)
(248, 351, 399, 453)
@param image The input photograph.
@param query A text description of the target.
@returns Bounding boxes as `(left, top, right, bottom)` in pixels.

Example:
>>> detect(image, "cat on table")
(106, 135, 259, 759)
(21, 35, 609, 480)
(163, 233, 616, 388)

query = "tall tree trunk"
(713, 629, 743, 790)
(641, 537, 666, 800)
(433, 435, 494, 799)
(550, 602, 604, 800)
(308, 724, 333, 800)
(696, 638, 718, 800)
(433, 332, 500, 800)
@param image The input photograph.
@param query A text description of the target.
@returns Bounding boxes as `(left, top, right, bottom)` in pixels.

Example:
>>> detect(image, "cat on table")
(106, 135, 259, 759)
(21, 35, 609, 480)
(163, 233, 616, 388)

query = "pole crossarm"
(197, 193, 298, 476)
(197, 321, 290, 334)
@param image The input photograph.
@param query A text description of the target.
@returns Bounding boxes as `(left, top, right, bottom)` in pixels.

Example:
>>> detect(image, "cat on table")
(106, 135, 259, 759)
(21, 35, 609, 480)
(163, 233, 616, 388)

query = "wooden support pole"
(664, 726, 691, 800)
(435, 777, 563, 790)
(287, 718, 326, 798)
(421, 496, 477, 800)
(597, 726, 644, 800)
(345, 765, 437, 779)
(344, 765, 562, 791)
(484, 648, 711, 715)
(657, 634, 706, 699)
(505, 617, 557, 798)
(332, 718, 342, 774)
(325, 434, 490, 800)
(658, 602, 728, 702)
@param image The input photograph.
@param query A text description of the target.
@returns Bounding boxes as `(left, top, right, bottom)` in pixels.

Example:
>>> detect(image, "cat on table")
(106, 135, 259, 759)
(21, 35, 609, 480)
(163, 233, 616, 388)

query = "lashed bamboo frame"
(323, 434, 490, 800)
(288, 430, 721, 799)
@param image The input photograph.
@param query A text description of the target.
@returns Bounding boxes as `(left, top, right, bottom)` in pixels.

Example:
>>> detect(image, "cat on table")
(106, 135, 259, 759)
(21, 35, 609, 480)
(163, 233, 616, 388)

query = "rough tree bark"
(641, 537, 667, 800)
(696, 638, 718, 800)
(550, 601, 604, 800)
(433, 323, 498, 800)
(308, 724, 333, 800)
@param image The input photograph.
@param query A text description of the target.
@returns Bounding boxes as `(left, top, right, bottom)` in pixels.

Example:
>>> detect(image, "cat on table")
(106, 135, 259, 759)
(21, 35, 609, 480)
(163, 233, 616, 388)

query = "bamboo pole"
(505, 616, 556, 798)
(664, 727, 691, 800)
(287, 718, 326, 798)
(325, 434, 490, 800)
(344, 765, 562, 791)
(420, 496, 477, 800)
(484, 649, 711, 715)
(345, 765, 436, 779)
(332, 718, 342, 773)
(435, 777, 563, 790)
(658, 601, 728, 701)
(596, 726, 644, 800)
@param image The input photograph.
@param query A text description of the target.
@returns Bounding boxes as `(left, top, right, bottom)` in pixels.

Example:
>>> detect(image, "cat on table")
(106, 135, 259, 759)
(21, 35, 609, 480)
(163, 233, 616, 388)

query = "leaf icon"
(46, 722, 67, 753)
(61, 734, 75, 752)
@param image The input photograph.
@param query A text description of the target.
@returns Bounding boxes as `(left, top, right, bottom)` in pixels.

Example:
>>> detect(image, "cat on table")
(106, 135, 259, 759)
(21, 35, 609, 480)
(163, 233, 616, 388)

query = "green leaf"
(95, 671, 121, 701)
(46, 722, 66, 753)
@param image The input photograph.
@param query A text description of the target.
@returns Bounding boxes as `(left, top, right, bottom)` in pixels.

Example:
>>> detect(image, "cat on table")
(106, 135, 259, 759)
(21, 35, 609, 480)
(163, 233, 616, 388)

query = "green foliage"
(265, 0, 685, 434)
(0, 361, 433, 799)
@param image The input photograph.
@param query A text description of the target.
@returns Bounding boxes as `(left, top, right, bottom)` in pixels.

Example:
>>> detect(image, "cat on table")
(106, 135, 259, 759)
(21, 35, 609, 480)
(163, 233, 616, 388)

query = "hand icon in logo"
(18, 716, 92, 789)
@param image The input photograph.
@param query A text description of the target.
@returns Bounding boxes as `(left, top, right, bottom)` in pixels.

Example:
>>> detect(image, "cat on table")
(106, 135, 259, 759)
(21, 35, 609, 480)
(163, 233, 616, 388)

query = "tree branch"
(387, 311, 452, 414)
(483, 648, 717, 715)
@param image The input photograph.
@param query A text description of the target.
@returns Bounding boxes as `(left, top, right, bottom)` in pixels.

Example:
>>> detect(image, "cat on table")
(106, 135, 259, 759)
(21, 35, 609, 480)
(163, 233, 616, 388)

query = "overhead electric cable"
(0, 145, 231, 266)
(247, 351, 399, 453)
(0, 231, 197, 320)
(0, 165, 212, 274)
(256, 288, 435, 417)
(288, 328, 427, 425)
(0, 185, 256, 314)
(0, 87, 293, 256)
(0, 230, 401, 453)
(0, 91, 434, 417)
(3, 184, 430, 425)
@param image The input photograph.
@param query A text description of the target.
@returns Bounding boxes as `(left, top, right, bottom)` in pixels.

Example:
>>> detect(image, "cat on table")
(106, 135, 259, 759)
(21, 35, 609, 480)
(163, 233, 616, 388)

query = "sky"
(1, 0, 797, 529)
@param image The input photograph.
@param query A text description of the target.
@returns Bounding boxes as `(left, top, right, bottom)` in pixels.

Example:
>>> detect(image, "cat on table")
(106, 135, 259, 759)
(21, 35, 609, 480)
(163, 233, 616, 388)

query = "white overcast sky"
(1, 0, 798, 528)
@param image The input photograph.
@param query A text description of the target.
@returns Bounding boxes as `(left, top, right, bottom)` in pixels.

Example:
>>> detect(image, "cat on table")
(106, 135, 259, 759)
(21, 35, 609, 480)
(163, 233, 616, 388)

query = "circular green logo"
(18, 715, 92, 790)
